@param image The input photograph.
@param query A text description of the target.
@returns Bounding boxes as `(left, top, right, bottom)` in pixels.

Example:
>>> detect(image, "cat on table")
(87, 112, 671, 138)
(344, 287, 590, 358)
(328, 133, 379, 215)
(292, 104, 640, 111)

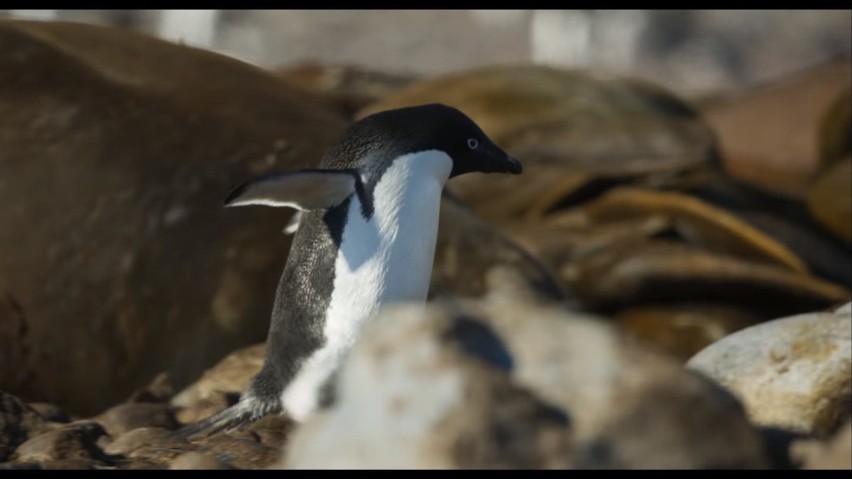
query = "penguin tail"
(173, 395, 282, 440)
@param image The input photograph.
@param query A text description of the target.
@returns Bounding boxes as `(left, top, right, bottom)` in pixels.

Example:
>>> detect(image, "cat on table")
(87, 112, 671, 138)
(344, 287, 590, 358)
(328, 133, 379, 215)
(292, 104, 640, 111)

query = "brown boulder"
(275, 62, 419, 118)
(0, 19, 348, 415)
(702, 59, 851, 196)
(806, 157, 852, 243)
(561, 240, 849, 316)
(0, 295, 31, 397)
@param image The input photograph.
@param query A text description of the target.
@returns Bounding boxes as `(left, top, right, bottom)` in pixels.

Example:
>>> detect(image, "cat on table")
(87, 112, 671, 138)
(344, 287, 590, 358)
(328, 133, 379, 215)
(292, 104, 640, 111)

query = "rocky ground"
(0, 20, 850, 469)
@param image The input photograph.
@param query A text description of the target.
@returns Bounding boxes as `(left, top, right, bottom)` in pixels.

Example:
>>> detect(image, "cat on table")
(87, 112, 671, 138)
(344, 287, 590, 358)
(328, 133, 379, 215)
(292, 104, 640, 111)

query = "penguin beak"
(501, 155, 524, 175)
(451, 149, 524, 178)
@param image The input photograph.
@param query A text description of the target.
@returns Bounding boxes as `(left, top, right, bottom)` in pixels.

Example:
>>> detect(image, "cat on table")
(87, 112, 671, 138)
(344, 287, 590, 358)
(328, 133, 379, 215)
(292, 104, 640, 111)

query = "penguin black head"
(224, 103, 521, 211)
(332, 103, 523, 180)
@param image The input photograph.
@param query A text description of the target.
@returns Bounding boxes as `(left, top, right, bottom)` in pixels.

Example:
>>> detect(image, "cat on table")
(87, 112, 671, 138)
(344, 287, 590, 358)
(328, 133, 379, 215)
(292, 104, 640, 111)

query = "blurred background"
(3, 9, 850, 96)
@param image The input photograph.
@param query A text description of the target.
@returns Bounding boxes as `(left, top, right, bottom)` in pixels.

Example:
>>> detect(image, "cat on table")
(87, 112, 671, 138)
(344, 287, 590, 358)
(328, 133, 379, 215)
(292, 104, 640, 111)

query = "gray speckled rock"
(687, 303, 852, 436)
(468, 267, 769, 468)
(283, 304, 573, 469)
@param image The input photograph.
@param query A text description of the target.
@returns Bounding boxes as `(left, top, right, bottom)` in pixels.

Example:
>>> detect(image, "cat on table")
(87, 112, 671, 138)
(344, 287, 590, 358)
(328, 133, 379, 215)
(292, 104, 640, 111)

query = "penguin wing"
(283, 210, 302, 235)
(224, 169, 360, 210)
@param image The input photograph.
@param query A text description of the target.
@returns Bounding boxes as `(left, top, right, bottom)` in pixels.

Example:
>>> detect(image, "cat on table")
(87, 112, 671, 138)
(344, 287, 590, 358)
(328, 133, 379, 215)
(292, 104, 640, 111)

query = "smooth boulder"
(688, 303, 852, 436)
(0, 20, 348, 415)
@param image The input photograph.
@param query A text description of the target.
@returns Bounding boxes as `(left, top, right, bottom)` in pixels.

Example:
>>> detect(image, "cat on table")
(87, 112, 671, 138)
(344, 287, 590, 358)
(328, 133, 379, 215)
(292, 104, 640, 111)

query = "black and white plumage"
(177, 103, 522, 438)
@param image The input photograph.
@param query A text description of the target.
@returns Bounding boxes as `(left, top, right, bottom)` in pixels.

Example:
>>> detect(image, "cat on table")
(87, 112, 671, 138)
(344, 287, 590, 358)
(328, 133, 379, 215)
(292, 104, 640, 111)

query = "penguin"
(177, 103, 523, 438)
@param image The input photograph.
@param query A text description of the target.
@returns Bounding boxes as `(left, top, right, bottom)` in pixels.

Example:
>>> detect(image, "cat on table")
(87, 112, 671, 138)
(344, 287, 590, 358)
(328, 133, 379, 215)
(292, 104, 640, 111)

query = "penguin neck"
(328, 149, 453, 331)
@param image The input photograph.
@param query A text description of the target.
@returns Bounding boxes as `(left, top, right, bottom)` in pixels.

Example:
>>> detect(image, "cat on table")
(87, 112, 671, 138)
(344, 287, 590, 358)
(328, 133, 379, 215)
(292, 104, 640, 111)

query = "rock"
(0, 295, 32, 395)
(94, 402, 179, 437)
(126, 372, 176, 404)
(730, 208, 852, 288)
(0, 462, 42, 469)
(182, 414, 293, 467)
(275, 62, 419, 117)
(1, 459, 100, 470)
(169, 451, 233, 470)
(702, 59, 851, 196)
(561, 239, 850, 317)
(509, 181, 851, 295)
(238, 415, 293, 449)
(39, 459, 101, 470)
(102, 426, 202, 468)
(194, 433, 282, 470)
(806, 157, 852, 243)
(615, 303, 760, 360)
(28, 403, 72, 424)
(575, 371, 768, 469)
(12, 421, 110, 465)
(792, 419, 852, 469)
(358, 65, 718, 223)
(818, 86, 851, 171)
(503, 216, 670, 274)
(103, 426, 192, 458)
(171, 343, 266, 425)
(468, 267, 770, 468)
(284, 304, 573, 469)
(0, 19, 348, 415)
(687, 304, 852, 436)
(643, 165, 852, 288)
(0, 391, 52, 461)
(431, 194, 567, 301)
(440, 163, 597, 223)
(548, 187, 808, 273)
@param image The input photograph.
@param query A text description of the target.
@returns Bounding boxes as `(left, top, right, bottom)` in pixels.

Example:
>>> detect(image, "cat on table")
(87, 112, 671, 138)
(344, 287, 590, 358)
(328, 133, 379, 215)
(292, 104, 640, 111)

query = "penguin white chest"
(281, 150, 453, 420)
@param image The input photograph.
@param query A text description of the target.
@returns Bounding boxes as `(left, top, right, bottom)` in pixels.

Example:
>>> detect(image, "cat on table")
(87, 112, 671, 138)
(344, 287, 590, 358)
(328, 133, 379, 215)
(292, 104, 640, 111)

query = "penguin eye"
(467, 138, 479, 150)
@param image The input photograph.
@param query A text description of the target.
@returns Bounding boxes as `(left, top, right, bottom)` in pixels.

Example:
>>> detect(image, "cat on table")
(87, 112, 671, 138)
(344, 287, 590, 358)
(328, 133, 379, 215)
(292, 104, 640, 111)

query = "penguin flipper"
(224, 169, 363, 211)
(283, 210, 302, 235)
(173, 396, 282, 440)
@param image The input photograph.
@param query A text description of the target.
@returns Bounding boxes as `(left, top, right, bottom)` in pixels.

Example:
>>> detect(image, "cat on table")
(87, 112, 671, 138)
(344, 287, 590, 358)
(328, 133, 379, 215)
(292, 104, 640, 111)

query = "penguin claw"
(173, 397, 282, 440)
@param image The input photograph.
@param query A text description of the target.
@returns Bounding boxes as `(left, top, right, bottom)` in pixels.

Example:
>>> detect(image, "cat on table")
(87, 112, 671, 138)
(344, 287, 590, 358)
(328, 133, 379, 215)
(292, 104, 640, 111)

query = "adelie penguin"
(177, 103, 523, 437)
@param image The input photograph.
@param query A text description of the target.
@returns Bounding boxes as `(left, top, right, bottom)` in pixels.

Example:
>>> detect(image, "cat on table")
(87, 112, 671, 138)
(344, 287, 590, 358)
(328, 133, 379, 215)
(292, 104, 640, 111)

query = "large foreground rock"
(283, 304, 573, 469)
(688, 302, 852, 436)
(470, 268, 770, 468)
(283, 268, 769, 469)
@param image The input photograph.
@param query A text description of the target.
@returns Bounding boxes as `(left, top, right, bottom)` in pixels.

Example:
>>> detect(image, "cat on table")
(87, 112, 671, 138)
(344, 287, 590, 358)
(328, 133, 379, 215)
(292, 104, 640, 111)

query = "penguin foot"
(173, 395, 282, 440)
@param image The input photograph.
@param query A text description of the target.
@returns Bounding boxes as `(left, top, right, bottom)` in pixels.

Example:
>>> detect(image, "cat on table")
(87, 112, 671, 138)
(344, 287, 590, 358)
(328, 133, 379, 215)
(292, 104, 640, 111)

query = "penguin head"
(224, 104, 522, 212)
(341, 103, 523, 179)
